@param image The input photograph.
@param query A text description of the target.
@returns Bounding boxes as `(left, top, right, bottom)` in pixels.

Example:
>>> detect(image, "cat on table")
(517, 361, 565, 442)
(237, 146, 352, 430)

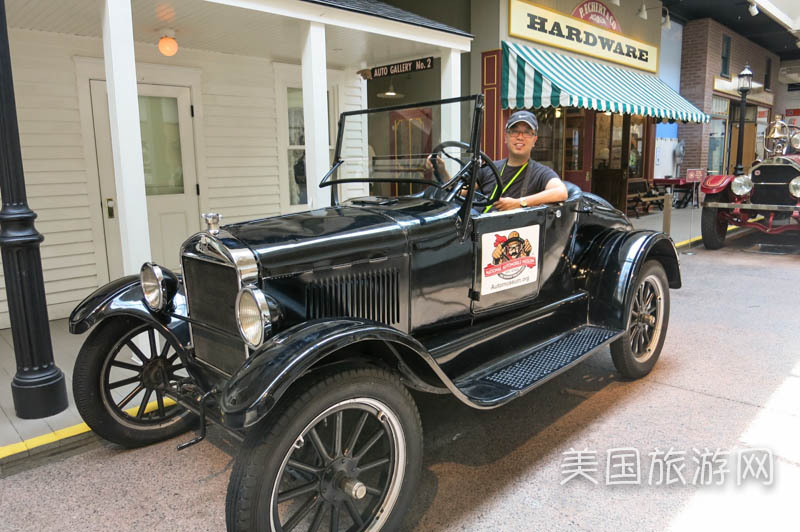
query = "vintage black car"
(701, 115, 800, 249)
(70, 95, 680, 532)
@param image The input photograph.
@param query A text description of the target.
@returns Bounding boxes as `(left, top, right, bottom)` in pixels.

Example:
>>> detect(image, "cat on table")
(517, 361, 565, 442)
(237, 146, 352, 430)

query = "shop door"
(563, 109, 593, 191)
(591, 112, 629, 211)
(728, 122, 757, 174)
(390, 108, 432, 196)
(91, 81, 200, 278)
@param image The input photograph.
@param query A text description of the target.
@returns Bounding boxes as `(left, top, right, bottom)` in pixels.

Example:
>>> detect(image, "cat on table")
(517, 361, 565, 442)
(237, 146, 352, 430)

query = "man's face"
(506, 240, 522, 258)
(505, 122, 537, 159)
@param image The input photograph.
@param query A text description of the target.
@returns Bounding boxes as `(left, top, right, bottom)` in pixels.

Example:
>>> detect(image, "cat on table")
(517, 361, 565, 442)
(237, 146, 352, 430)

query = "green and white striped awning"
(502, 41, 708, 123)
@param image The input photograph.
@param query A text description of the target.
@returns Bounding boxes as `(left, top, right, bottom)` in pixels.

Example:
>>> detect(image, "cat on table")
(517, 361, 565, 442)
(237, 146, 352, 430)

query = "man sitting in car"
(428, 110, 568, 211)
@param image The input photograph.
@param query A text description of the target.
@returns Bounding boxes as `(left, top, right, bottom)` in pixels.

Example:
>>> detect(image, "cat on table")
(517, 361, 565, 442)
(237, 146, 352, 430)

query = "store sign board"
(712, 77, 774, 106)
(571, 1, 620, 32)
(369, 57, 434, 79)
(508, 0, 658, 73)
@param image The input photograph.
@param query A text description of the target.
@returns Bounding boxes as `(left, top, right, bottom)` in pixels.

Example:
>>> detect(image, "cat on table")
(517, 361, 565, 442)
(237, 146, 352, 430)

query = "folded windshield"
(323, 95, 481, 197)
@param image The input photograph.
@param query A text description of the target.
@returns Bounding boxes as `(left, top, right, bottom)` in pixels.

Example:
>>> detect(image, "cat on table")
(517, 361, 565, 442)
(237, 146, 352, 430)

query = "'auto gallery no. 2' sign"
(509, 0, 658, 73)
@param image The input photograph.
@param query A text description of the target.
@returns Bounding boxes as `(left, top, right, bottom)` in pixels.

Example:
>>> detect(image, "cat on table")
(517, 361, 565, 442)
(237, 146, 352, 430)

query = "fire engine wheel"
(611, 260, 670, 380)
(72, 317, 195, 447)
(701, 194, 728, 249)
(226, 367, 422, 532)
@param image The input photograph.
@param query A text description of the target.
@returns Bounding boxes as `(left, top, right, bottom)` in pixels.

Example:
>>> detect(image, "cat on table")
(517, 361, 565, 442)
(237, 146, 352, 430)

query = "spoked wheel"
(227, 368, 422, 532)
(611, 260, 670, 379)
(73, 317, 195, 447)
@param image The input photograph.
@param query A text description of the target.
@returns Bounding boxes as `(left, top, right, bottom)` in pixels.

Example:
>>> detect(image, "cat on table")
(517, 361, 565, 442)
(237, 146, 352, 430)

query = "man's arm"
(494, 178, 568, 211)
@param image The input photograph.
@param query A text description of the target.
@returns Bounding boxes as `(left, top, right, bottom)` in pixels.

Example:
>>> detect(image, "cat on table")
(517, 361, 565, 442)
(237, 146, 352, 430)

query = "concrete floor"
(1, 230, 798, 531)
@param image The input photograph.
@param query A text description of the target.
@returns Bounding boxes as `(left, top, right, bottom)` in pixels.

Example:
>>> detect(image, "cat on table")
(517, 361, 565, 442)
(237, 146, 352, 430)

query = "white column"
(440, 48, 462, 175)
(301, 22, 331, 209)
(102, 0, 151, 275)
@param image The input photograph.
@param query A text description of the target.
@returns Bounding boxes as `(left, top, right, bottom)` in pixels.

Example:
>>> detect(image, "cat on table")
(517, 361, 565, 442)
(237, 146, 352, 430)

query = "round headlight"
(140, 263, 166, 311)
(731, 175, 753, 196)
(235, 287, 271, 348)
(790, 176, 800, 198)
(790, 132, 800, 151)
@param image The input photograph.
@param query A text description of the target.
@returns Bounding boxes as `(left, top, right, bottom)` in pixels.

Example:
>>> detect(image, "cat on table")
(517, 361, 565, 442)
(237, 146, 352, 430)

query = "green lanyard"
(483, 161, 528, 213)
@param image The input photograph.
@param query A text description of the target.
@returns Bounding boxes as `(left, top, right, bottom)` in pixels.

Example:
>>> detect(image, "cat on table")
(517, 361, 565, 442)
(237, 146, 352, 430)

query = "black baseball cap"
(506, 110, 538, 133)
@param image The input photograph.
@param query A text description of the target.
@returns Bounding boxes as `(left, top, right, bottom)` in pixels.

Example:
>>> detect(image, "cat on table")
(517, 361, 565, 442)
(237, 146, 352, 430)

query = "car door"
(471, 206, 547, 314)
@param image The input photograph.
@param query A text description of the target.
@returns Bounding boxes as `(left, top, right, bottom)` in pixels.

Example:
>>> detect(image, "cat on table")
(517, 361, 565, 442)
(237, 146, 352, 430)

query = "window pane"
(288, 88, 304, 146)
(288, 148, 307, 205)
(708, 118, 727, 175)
(139, 95, 183, 196)
(565, 110, 584, 171)
(532, 108, 563, 174)
(721, 35, 731, 76)
(594, 112, 611, 169)
(610, 113, 624, 169)
(629, 115, 645, 178)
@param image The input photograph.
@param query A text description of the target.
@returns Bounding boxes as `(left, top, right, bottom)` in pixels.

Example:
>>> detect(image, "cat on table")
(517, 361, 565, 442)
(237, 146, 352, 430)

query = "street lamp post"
(733, 64, 753, 176)
(0, 0, 67, 418)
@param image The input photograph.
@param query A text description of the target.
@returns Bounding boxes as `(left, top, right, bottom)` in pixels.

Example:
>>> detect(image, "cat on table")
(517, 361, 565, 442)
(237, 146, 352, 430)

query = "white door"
(91, 81, 200, 277)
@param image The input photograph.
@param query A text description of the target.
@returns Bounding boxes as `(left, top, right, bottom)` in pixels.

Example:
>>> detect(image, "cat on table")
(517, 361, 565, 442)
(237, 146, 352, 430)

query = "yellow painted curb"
(0, 397, 177, 461)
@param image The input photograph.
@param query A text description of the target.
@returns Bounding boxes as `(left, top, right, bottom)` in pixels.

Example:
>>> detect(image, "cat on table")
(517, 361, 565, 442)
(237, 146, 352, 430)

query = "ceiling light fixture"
(637, 2, 648, 21)
(748, 2, 759, 16)
(662, 8, 672, 30)
(609, 0, 620, 6)
(158, 29, 178, 57)
(377, 81, 404, 99)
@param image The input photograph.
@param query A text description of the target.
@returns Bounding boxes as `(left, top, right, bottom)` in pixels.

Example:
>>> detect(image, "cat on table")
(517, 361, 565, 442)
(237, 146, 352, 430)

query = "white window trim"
(274, 62, 343, 214)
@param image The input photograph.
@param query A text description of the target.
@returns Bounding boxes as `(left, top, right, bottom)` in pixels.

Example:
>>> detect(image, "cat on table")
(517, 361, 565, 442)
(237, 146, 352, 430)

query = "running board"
(454, 325, 622, 407)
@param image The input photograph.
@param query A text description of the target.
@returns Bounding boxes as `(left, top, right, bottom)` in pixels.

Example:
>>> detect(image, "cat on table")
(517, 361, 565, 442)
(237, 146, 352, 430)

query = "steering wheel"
(429, 141, 501, 208)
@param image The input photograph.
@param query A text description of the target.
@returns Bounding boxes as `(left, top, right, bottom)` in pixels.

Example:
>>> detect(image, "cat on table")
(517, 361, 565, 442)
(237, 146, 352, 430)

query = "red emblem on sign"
(571, 1, 621, 32)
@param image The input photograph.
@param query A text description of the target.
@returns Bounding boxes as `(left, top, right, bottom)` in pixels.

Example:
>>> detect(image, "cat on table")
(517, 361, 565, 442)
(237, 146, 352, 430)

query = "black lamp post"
(733, 64, 753, 176)
(0, 0, 67, 418)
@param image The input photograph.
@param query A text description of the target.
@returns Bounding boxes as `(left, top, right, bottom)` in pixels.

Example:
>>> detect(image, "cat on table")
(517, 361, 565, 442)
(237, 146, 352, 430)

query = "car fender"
(581, 230, 681, 331)
(68, 275, 190, 349)
(220, 319, 458, 429)
(701, 174, 734, 195)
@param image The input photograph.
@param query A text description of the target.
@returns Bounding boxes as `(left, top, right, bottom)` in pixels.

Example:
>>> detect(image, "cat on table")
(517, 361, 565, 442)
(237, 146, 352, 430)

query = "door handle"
(105, 198, 115, 218)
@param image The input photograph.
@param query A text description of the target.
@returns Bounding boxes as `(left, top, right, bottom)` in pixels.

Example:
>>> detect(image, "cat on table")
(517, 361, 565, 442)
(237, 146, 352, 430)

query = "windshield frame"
(319, 94, 483, 190)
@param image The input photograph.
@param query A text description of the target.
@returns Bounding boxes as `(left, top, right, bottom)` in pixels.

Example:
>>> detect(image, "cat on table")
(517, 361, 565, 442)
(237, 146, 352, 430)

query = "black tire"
(610, 261, 670, 379)
(226, 367, 423, 532)
(701, 193, 728, 250)
(73, 317, 195, 447)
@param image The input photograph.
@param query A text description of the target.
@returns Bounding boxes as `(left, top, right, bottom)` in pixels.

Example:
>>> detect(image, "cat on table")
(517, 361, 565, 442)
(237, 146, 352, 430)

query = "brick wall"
(677, 18, 780, 178)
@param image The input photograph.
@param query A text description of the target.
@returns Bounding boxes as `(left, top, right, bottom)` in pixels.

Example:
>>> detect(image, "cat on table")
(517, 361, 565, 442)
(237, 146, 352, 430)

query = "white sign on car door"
(90, 81, 199, 277)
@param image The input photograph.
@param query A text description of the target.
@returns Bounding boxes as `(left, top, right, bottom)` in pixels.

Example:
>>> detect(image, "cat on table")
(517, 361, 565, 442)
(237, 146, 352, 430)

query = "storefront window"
(531, 107, 563, 175)
(629, 115, 645, 179)
(593, 112, 623, 170)
(755, 106, 770, 161)
(708, 96, 730, 175)
(565, 109, 584, 171)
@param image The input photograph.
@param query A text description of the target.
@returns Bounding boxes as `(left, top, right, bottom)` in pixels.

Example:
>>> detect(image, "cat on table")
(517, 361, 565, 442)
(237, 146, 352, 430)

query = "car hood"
(223, 205, 408, 277)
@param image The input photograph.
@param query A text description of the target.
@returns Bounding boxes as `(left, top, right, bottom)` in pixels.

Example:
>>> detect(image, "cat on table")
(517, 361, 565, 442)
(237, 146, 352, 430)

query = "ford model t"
(701, 114, 800, 249)
(71, 95, 680, 531)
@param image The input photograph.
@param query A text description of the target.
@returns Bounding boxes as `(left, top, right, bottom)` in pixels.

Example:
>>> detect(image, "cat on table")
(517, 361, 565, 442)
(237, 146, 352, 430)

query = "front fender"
(220, 319, 438, 429)
(583, 230, 681, 330)
(701, 174, 734, 195)
(69, 275, 190, 349)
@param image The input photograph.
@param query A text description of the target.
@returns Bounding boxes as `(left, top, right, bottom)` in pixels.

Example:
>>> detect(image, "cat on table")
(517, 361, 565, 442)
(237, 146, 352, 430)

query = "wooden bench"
(626, 178, 665, 218)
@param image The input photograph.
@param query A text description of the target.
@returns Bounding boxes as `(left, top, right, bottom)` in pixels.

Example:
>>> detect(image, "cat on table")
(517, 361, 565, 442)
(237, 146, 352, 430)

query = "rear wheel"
(226, 367, 422, 532)
(73, 318, 194, 447)
(701, 193, 728, 249)
(611, 261, 670, 379)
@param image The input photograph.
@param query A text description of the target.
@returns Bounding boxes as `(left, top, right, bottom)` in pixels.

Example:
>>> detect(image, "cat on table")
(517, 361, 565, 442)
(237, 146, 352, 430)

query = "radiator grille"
(306, 268, 400, 325)
(182, 256, 246, 375)
(751, 166, 797, 206)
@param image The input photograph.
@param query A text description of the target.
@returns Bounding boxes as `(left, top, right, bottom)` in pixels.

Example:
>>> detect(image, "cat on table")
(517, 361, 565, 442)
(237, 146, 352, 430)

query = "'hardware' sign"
(509, 0, 658, 73)
(369, 57, 434, 80)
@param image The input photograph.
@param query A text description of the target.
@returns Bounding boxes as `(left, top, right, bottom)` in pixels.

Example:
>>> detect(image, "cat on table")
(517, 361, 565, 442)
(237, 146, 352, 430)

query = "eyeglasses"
(506, 128, 536, 138)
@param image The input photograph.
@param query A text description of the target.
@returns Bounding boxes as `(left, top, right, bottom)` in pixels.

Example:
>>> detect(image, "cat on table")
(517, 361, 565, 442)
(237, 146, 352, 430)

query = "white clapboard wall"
(0, 28, 366, 329)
